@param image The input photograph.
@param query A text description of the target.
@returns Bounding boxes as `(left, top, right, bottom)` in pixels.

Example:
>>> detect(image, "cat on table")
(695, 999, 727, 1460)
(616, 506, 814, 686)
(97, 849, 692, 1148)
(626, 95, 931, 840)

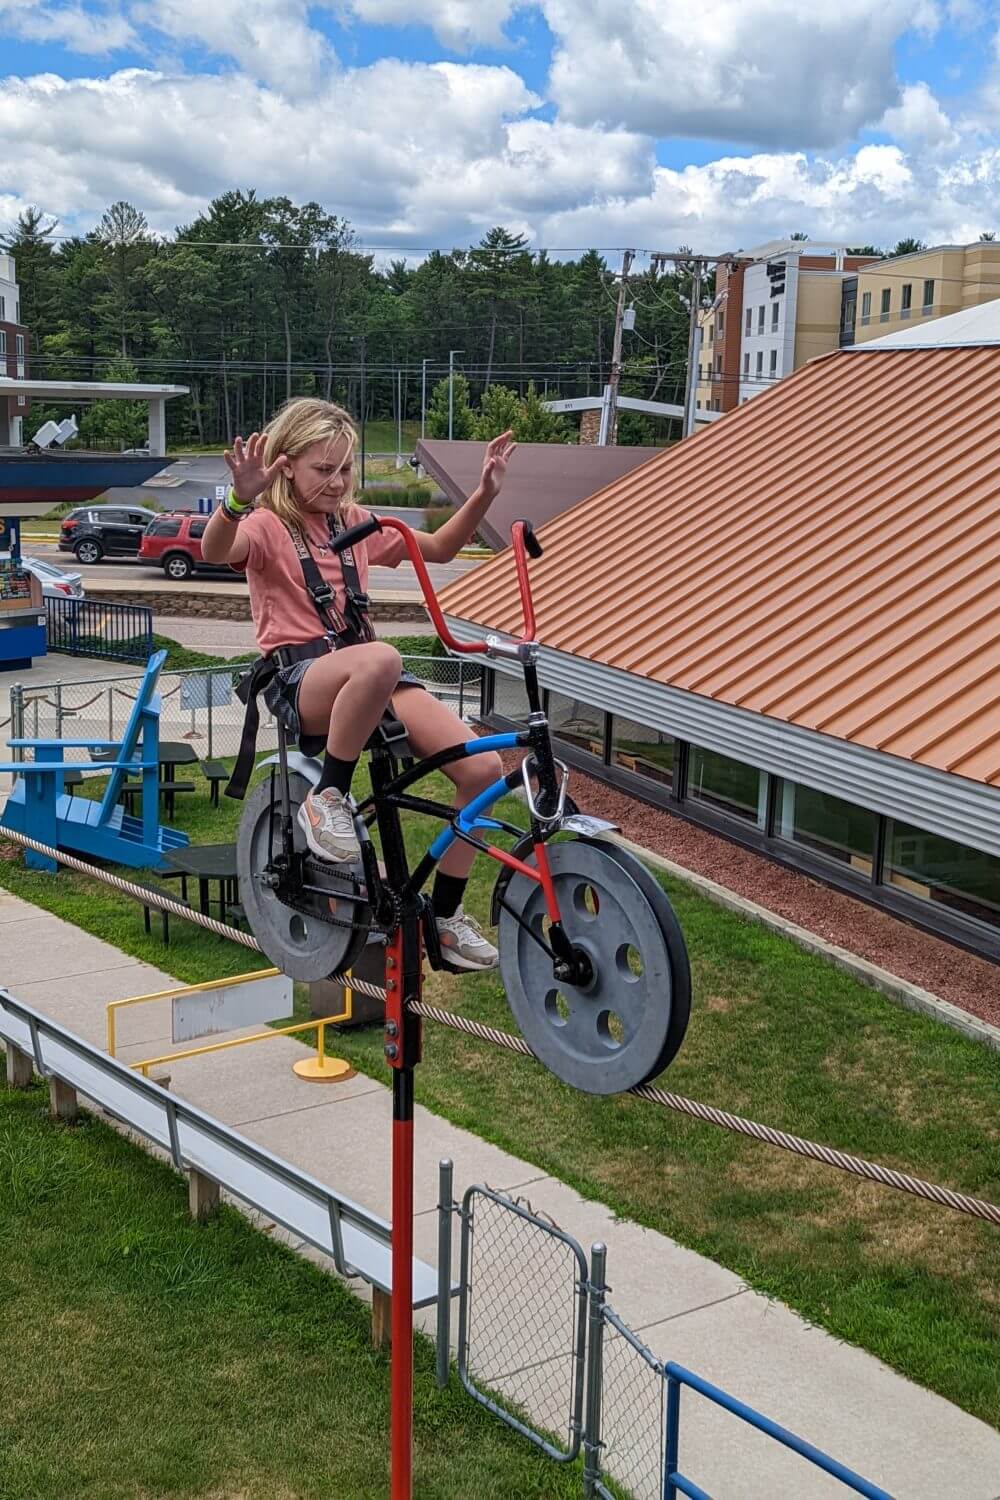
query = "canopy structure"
(0, 378, 189, 456)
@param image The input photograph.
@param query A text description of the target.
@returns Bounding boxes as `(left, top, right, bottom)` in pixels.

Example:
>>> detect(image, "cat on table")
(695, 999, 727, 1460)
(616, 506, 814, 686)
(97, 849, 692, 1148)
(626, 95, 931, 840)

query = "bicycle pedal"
(420, 898, 446, 971)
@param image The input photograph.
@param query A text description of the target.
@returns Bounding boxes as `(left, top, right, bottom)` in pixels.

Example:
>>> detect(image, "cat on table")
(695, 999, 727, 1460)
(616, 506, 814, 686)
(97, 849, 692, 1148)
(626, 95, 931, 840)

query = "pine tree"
(427, 373, 475, 439)
(474, 383, 521, 439)
(512, 383, 570, 443)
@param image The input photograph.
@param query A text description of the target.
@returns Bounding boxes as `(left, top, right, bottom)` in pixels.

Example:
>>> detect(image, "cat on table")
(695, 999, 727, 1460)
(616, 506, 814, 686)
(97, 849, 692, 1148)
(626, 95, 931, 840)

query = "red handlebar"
(376, 516, 537, 654)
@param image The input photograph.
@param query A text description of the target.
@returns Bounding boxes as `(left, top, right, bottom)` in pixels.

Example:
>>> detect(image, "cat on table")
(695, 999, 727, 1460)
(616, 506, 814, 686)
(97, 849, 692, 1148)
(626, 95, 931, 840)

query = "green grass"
(1, 767, 997, 1428)
(0, 1060, 581, 1500)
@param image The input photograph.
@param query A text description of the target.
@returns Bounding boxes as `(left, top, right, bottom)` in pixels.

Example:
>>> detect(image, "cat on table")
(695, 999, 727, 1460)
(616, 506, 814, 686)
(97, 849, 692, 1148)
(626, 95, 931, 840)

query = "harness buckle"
(310, 582, 335, 607)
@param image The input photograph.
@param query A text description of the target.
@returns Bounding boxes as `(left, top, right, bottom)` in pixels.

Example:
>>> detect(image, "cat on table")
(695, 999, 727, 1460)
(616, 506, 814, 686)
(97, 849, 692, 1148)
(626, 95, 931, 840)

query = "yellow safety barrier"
(107, 968, 356, 1084)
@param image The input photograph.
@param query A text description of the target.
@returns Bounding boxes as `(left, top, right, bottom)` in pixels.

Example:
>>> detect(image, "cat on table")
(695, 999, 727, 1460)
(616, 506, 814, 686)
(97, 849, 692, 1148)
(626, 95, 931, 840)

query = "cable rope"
(0, 825, 994, 1225)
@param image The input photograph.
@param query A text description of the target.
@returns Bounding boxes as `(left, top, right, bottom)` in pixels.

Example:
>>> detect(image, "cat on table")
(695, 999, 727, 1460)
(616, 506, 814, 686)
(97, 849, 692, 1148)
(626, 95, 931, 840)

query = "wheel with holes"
(163, 552, 193, 581)
(237, 771, 370, 981)
(497, 839, 689, 1095)
(74, 538, 103, 565)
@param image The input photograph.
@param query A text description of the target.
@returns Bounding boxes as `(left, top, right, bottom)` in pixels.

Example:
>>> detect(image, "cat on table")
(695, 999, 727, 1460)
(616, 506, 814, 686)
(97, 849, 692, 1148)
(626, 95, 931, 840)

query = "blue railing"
(45, 596, 154, 664)
(663, 1362, 893, 1500)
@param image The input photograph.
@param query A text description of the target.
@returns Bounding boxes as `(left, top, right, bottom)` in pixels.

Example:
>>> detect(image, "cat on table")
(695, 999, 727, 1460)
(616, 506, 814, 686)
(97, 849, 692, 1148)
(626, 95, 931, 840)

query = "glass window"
(769, 349, 777, 375)
(771, 302, 779, 331)
(611, 716, 674, 787)
(776, 781, 875, 873)
(745, 308, 752, 335)
(189, 519, 207, 539)
(707, 324, 713, 343)
(688, 746, 766, 826)
(757, 305, 765, 333)
(901, 283, 912, 310)
(755, 351, 763, 376)
(886, 820, 1000, 929)
(492, 670, 530, 723)
(547, 691, 604, 756)
(861, 290, 871, 320)
(128, 513, 149, 526)
(922, 278, 934, 309)
(0, 330, 5, 356)
(743, 352, 750, 376)
(880, 288, 891, 316)
(717, 310, 725, 336)
(15, 333, 24, 356)
(147, 517, 181, 537)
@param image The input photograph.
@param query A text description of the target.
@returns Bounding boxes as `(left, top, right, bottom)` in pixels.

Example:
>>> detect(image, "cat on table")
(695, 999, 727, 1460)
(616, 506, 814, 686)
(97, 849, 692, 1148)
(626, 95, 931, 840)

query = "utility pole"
(600, 248, 634, 445)
(448, 349, 462, 441)
(396, 367, 403, 466)
(681, 258, 704, 439)
(359, 335, 367, 490)
(420, 358, 428, 440)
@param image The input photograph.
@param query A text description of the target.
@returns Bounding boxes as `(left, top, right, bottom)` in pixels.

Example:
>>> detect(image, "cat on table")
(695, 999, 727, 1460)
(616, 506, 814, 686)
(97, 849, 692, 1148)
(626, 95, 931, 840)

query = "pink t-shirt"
(235, 504, 407, 654)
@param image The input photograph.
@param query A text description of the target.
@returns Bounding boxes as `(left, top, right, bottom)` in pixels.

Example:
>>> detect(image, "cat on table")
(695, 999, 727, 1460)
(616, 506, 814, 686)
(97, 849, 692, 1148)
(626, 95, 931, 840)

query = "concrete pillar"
(4, 1041, 32, 1089)
(48, 1076, 78, 1122)
(147, 398, 166, 457)
(188, 1168, 220, 1222)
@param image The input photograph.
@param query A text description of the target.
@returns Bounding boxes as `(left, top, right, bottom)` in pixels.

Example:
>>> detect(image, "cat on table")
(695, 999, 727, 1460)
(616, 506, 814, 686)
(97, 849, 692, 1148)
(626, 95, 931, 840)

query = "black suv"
(58, 504, 159, 565)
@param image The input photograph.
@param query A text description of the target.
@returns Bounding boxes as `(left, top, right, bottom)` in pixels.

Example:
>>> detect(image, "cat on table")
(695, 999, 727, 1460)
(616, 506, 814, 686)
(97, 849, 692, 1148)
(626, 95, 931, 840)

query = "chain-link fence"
(457, 1185, 588, 1463)
(590, 1306, 665, 1500)
(8, 655, 485, 764)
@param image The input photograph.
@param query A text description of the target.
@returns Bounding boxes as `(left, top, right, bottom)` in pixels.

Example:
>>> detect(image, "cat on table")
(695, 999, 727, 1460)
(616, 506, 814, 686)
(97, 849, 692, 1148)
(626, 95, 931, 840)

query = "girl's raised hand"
(223, 432, 287, 505)
(479, 429, 516, 503)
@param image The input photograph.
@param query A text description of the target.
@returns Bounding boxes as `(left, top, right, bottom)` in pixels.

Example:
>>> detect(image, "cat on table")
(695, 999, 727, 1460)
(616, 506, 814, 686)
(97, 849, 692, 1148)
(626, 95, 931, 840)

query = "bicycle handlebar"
(333, 512, 540, 656)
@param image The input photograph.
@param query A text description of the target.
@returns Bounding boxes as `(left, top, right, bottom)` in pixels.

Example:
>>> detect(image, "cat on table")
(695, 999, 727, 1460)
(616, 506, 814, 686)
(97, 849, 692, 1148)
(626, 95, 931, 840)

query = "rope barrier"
(1, 827, 996, 1225)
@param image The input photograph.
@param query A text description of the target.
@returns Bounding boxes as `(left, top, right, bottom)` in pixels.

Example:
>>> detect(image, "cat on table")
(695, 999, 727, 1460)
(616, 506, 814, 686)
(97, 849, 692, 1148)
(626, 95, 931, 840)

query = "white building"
(0, 253, 26, 447)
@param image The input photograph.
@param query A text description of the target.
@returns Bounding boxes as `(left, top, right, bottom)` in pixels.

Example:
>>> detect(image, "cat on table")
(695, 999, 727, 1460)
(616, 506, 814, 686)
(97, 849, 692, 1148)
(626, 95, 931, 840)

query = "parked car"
(138, 512, 238, 580)
(22, 555, 85, 598)
(58, 504, 159, 565)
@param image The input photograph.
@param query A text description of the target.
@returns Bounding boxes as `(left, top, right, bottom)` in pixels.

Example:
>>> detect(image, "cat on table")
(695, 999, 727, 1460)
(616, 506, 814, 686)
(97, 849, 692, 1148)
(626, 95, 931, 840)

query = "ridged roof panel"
(439, 346, 1000, 789)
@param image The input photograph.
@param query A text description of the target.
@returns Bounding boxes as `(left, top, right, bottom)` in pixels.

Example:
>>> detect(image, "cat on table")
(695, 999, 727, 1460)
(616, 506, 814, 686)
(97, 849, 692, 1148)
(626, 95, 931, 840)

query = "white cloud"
(539, 0, 941, 149)
(0, 0, 136, 53)
(879, 82, 957, 147)
(345, 1, 522, 50)
(133, 0, 337, 90)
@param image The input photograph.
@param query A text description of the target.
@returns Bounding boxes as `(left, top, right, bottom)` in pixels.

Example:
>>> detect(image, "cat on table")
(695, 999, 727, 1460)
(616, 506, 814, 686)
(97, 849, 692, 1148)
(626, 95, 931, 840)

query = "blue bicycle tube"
(428, 775, 512, 861)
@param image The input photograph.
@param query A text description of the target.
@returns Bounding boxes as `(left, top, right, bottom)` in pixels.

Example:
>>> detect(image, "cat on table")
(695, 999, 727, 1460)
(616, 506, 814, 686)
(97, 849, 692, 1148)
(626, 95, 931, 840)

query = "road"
(27, 541, 484, 595)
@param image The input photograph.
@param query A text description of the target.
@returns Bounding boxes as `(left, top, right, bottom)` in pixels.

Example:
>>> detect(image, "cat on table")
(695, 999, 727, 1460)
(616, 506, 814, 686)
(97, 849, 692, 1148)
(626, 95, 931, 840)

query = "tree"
(474, 383, 521, 439)
(426, 373, 475, 439)
(97, 200, 151, 356)
(847, 245, 882, 257)
(1, 206, 57, 347)
(78, 358, 149, 451)
(511, 383, 570, 443)
(980, 231, 996, 242)
(788, 231, 809, 241)
(465, 226, 534, 388)
(891, 237, 926, 257)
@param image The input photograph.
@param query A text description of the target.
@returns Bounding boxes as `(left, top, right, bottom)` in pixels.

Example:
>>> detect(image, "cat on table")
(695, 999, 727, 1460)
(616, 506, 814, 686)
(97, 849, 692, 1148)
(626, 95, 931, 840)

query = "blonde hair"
(260, 397, 358, 525)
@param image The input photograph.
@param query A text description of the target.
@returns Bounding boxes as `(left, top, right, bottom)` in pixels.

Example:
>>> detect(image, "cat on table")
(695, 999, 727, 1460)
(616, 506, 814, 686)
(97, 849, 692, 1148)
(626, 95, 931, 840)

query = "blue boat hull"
(0, 452, 168, 505)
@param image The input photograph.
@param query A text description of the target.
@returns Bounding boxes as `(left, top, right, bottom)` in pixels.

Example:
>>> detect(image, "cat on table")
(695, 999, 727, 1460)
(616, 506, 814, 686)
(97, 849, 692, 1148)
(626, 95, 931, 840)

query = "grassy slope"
(0, 764, 997, 1427)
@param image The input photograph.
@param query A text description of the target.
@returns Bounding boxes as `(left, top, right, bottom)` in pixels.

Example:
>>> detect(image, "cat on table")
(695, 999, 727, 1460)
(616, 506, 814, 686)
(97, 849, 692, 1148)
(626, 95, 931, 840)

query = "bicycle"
(235, 515, 690, 1096)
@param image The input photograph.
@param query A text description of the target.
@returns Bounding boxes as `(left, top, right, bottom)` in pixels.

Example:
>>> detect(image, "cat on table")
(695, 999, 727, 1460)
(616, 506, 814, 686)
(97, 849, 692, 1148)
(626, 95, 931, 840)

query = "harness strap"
(226, 654, 278, 800)
(286, 514, 375, 646)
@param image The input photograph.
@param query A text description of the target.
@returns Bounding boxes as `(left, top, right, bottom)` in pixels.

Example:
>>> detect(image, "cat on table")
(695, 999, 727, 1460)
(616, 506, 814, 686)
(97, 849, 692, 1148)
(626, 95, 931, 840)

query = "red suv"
(139, 513, 238, 580)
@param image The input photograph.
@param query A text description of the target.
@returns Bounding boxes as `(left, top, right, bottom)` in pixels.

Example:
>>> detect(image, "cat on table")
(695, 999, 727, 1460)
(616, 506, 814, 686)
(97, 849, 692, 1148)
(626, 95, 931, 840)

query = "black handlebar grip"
(331, 516, 382, 554)
(519, 519, 544, 558)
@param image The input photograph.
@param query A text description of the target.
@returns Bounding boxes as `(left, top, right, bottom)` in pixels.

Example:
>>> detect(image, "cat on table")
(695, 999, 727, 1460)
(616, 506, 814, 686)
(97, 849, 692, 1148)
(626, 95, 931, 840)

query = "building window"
(15, 334, 24, 357)
(755, 351, 763, 376)
(769, 349, 777, 375)
(757, 305, 765, 333)
(0, 295, 5, 319)
(688, 747, 766, 826)
(776, 781, 875, 874)
(922, 279, 934, 311)
(547, 691, 605, 757)
(0, 330, 5, 357)
(886, 820, 1000, 930)
(743, 352, 750, 376)
(901, 283, 912, 311)
(860, 290, 871, 326)
(715, 352, 722, 373)
(493, 672, 531, 724)
(745, 308, 752, 335)
(717, 311, 725, 336)
(879, 288, 891, 322)
(771, 302, 779, 331)
(610, 716, 674, 786)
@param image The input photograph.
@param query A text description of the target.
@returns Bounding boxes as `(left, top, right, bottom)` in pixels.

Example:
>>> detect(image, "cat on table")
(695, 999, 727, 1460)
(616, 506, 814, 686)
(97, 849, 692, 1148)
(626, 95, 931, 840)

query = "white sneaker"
(436, 907, 499, 971)
(297, 786, 360, 863)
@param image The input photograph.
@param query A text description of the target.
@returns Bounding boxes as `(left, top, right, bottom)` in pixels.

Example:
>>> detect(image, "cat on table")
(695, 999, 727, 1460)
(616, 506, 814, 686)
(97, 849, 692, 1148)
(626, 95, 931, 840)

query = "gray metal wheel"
(74, 538, 102, 565)
(498, 839, 687, 1095)
(237, 771, 370, 981)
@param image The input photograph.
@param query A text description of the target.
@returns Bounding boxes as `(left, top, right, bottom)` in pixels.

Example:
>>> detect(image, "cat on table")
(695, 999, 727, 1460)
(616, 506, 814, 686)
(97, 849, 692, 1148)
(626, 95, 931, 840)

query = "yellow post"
(293, 1013, 354, 1084)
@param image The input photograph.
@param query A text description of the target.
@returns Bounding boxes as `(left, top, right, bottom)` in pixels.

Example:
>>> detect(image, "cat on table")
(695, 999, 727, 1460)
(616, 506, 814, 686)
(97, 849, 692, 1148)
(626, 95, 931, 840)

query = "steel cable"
(1, 828, 995, 1224)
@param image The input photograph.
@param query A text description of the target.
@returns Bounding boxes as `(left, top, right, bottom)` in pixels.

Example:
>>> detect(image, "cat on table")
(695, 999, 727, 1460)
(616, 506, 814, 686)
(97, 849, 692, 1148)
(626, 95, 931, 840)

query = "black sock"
(432, 873, 467, 920)
(315, 752, 358, 796)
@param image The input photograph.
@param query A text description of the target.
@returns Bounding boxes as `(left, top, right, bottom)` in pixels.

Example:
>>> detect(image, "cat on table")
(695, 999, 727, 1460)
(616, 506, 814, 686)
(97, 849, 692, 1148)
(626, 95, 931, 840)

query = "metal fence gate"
(44, 597, 153, 663)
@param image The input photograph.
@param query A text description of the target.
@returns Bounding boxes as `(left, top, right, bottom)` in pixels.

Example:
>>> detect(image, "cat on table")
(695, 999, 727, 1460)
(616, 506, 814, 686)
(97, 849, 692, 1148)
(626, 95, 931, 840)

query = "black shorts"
(263, 657, 425, 757)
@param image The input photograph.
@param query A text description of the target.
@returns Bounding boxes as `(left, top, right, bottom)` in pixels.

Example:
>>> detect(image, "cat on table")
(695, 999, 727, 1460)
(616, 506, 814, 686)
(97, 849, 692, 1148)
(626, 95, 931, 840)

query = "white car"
(22, 555, 85, 599)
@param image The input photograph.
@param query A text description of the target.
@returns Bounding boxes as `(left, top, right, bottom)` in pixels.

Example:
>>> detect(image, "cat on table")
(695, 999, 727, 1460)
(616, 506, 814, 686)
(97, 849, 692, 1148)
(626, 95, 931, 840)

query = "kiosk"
(0, 519, 44, 670)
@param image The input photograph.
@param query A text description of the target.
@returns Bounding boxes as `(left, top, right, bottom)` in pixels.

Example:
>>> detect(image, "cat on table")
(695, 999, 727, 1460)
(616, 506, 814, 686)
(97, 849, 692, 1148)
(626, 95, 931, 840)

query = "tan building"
(852, 242, 1000, 343)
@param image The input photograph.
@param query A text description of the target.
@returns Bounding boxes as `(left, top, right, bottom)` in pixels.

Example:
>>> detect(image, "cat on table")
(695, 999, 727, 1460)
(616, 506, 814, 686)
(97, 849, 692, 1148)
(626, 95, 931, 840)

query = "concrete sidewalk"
(1, 888, 997, 1499)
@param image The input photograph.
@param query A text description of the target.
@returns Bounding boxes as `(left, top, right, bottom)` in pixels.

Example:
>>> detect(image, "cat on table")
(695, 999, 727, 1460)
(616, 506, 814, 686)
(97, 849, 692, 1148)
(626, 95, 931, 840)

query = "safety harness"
(226, 513, 374, 799)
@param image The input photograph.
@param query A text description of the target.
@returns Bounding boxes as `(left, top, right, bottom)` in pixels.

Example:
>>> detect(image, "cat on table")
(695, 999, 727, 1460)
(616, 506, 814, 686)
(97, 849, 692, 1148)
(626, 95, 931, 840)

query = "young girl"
(202, 397, 516, 972)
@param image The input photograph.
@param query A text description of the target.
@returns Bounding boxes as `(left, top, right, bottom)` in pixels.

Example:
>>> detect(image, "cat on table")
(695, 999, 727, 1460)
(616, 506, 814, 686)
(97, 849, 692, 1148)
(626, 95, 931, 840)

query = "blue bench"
(0, 649, 189, 872)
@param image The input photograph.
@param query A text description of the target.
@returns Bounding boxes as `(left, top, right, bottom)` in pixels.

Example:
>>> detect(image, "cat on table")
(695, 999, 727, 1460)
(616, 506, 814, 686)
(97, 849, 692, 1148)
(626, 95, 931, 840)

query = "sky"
(1, 1, 1000, 261)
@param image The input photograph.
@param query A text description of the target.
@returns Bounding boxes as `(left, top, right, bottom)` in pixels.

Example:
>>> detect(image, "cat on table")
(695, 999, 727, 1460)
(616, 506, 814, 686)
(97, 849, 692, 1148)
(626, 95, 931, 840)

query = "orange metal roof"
(439, 346, 1000, 789)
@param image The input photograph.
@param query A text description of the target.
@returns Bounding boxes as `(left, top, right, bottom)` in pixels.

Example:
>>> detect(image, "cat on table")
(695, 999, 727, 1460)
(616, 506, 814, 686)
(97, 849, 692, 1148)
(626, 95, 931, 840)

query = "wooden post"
(4, 1041, 33, 1089)
(372, 1288, 392, 1349)
(188, 1168, 220, 1222)
(48, 1076, 78, 1122)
